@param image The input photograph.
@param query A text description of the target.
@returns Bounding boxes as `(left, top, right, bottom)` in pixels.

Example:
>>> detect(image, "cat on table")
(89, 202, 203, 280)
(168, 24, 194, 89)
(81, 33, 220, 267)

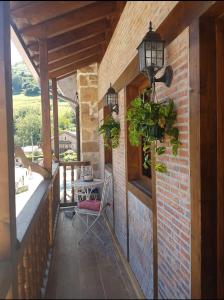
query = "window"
(126, 78, 152, 200)
(103, 106, 112, 167)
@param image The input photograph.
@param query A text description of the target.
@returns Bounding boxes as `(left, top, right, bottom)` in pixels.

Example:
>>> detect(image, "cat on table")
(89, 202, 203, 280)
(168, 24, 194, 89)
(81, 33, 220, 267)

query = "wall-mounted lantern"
(137, 21, 173, 87)
(104, 83, 119, 114)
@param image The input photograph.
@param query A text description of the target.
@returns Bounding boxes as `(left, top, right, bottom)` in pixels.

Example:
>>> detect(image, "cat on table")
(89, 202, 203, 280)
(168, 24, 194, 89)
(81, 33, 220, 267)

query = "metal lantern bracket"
(146, 65, 173, 87)
(110, 102, 119, 114)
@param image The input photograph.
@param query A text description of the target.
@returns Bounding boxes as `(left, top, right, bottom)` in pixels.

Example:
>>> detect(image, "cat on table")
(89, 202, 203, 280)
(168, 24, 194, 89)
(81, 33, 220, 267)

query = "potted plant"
(127, 88, 180, 172)
(99, 115, 120, 149)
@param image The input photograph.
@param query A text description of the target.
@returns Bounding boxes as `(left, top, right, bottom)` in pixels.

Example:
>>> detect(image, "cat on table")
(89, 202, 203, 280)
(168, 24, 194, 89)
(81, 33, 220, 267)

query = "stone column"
(77, 63, 100, 177)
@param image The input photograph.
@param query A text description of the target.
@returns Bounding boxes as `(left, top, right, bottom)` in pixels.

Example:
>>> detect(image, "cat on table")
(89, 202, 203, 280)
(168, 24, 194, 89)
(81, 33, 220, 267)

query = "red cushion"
(78, 200, 101, 212)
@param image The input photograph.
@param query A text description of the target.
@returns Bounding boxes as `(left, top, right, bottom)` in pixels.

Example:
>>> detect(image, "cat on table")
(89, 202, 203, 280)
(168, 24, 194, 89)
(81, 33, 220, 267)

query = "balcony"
(2, 2, 224, 299)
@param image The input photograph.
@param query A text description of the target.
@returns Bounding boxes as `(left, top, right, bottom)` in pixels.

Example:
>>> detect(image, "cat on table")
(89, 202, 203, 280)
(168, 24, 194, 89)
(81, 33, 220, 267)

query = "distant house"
(51, 131, 77, 153)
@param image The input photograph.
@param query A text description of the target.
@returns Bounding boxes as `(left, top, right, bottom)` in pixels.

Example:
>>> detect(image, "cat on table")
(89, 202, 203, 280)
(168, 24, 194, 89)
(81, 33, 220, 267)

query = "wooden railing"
(59, 161, 90, 205)
(16, 164, 60, 299)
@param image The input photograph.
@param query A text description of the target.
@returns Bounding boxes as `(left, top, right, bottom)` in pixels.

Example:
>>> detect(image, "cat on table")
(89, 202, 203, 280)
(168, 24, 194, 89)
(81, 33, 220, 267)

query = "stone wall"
(77, 63, 100, 176)
(128, 191, 154, 299)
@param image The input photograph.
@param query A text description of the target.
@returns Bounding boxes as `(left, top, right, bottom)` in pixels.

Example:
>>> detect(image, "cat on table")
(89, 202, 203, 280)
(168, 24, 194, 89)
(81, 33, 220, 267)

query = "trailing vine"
(126, 88, 180, 173)
(99, 115, 120, 149)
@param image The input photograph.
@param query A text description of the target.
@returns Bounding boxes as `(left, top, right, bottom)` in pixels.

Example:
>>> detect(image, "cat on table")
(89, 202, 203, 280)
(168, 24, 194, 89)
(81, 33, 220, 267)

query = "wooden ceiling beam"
(20, 1, 116, 39)
(11, 1, 95, 25)
(49, 54, 101, 78)
(48, 46, 102, 71)
(27, 18, 109, 52)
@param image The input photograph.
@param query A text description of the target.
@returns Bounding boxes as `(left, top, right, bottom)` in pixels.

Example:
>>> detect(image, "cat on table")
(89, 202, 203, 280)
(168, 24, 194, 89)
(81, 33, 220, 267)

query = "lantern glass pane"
(157, 51, 163, 59)
(138, 42, 145, 71)
(157, 59, 163, 68)
(108, 93, 118, 106)
(145, 41, 152, 67)
(157, 42, 163, 51)
(152, 58, 157, 65)
(151, 42, 156, 50)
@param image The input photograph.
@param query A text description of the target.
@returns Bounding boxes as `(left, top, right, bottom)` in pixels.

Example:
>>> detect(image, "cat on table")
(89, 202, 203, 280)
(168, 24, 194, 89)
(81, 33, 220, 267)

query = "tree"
(15, 109, 41, 146)
(12, 62, 40, 96)
(12, 74, 22, 94)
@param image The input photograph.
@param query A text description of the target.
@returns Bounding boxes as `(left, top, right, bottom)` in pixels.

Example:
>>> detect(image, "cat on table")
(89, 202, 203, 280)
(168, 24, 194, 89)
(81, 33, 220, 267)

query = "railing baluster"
(17, 260, 25, 299)
(63, 165, 67, 203)
(71, 165, 74, 203)
(23, 248, 31, 299)
(59, 161, 90, 205)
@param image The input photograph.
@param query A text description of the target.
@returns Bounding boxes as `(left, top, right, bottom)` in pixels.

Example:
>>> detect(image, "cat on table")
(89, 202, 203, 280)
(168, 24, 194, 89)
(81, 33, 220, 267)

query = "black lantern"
(137, 21, 173, 87)
(104, 83, 119, 114)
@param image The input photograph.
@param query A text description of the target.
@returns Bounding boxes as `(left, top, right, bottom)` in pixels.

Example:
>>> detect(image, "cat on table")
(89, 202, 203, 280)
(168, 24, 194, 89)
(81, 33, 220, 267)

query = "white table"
(72, 178, 104, 200)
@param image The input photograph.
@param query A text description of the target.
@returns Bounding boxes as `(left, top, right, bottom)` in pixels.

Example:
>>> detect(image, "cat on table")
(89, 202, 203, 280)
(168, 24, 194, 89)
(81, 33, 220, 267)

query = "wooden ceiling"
(10, 1, 126, 80)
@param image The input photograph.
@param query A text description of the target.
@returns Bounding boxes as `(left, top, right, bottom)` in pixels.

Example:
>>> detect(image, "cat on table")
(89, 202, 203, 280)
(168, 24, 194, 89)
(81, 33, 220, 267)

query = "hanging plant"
(127, 88, 180, 173)
(99, 115, 120, 149)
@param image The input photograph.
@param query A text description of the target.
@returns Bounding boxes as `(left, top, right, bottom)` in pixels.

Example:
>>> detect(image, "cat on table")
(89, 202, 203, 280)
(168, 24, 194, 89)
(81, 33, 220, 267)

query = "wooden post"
(76, 102, 81, 161)
(52, 78, 59, 161)
(39, 39, 52, 173)
(0, 2, 17, 298)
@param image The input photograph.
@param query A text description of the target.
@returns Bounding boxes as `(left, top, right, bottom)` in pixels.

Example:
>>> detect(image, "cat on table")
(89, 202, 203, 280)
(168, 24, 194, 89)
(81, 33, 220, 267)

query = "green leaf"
(155, 163, 167, 173)
(156, 146, 166, 155)
(131, 97, 142, 108)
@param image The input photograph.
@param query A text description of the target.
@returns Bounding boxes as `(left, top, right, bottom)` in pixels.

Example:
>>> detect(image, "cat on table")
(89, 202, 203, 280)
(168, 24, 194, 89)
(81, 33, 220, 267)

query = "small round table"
(72, 178, 104, 200)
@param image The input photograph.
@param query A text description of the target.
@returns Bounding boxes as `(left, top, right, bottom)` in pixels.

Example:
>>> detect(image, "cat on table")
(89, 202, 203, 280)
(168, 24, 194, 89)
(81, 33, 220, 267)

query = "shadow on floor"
(45, 211, 138, 299)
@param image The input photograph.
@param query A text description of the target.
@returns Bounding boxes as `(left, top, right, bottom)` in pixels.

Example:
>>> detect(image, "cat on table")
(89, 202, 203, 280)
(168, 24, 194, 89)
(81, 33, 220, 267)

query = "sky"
(11, 41, 22, 65)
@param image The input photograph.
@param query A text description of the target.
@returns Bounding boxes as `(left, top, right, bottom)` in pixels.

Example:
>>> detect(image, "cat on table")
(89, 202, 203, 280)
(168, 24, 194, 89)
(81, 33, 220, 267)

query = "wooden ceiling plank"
(27, 18, 109, 52)
(49, 54, 101, 78)
(11, 2, 95, 25)
(21, 1, 116, 39)
(49, 64, 76, 79)
(48, 34, 105, 63)
(48, 46, 102, 71)
(56, 72, 77, 81)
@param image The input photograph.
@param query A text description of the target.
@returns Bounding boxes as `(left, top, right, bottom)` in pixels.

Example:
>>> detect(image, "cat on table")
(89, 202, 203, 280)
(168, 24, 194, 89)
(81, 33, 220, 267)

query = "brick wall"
(155, 28, 190, 299)
(98, 1, 178, 100)
(97, 1, 191, 299)
(112, 89, 128, 257)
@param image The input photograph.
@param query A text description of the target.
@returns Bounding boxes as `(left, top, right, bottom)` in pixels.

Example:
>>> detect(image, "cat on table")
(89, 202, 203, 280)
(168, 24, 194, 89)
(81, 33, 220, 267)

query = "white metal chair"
(72, 175, 112, 244)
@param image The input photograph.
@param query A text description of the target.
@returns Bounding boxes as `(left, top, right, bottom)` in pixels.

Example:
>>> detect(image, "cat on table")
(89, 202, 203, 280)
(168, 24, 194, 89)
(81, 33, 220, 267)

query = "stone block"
(82, 129, 92, 141)
(79, 75, 88, 86)
(79, 63, 98, 74)
(80, 87, 98, 102)
(82, 142, 99, 153)
(80, 103, 89, 114)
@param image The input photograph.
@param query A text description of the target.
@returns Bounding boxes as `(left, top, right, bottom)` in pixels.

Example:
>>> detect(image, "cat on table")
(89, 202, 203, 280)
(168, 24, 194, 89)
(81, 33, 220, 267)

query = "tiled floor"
(45, 211, 138, 299)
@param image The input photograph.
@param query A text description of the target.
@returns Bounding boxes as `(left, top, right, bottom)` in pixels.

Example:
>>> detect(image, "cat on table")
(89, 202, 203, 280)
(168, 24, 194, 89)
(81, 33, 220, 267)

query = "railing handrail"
(59, 160, 90, 167)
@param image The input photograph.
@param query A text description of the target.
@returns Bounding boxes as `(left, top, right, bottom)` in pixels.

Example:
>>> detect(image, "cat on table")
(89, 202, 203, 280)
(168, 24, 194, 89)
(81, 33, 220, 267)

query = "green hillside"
(13, 93, 76, 147)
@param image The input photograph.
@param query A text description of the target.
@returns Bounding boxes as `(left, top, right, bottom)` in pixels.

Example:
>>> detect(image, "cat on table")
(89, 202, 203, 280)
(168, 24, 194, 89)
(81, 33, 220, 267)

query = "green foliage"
(13, 94, 76, 147)
(12, 74, 22, 94)
(15, 107, 41, 146)
(60, 150, 77, 162)
(12, 62, 40, 96)
(127, 88, 180, 173)
(98, 116, 120, 149)
(58, 110, 76, 131)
